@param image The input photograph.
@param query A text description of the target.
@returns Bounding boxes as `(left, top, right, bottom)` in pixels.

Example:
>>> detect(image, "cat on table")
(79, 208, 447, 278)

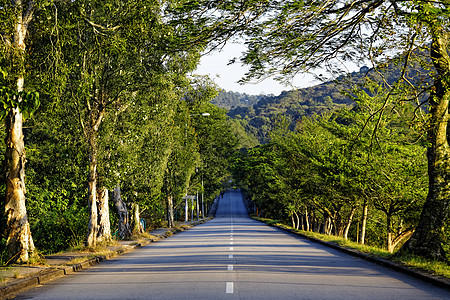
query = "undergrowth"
(254, 217, 450, 279)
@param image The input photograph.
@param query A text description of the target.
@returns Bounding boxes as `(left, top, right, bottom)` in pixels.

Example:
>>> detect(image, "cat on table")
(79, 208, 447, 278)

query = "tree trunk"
(387, 214, 393, 253)
(97, 188, 111, 242)
(5, 108, 34, 263)
(294, 211, 300, 230)
(359, 200, 368, 245)
(131, 202, 143, 235)
(4, 2, 35, 263)
(391, 229, 414, 252)
(300, 213, 304, 230)
(343, 207, 356, 240)
(324, 217, 333, 235)
(86, 133, 98, 247)
(304, 208, 310, 231)
(196, 191, 199, 221)
(112, 185, 131, 239)
(400, 30, 450, 261)
(167, 194, 174, 228)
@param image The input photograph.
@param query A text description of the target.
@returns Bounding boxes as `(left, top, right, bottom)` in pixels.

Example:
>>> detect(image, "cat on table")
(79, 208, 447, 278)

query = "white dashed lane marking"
(226, 282, 234, 294)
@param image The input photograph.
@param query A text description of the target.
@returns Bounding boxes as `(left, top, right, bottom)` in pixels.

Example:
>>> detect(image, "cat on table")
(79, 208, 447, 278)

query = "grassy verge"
(254, 217, 450, 279)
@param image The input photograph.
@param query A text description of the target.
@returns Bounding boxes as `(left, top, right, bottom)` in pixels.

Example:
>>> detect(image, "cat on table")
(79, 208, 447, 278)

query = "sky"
(194, 42, 321, 96)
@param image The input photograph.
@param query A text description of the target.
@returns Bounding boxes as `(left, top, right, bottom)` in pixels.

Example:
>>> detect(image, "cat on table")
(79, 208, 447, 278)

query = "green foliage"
(226, 58, 431, 144)
(0, 88, 40, 120)
(27, 186, 88, 253)
(0, 0, 239, 256)
(232, 83, 428, 250)
(24, 91, 89, 254)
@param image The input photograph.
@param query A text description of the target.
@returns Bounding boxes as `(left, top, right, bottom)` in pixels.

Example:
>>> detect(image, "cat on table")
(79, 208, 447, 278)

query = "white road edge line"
(226, 282, 234, 294)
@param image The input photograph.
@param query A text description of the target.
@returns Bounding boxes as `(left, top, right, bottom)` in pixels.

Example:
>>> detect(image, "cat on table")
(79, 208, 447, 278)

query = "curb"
(0, 219, 210, 299)
(258, 219, 450, 291)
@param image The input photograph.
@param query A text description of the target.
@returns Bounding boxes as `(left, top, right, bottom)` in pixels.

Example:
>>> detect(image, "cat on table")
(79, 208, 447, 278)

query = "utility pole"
(185, 197, 188, 223)
(196, 190, 199, 221)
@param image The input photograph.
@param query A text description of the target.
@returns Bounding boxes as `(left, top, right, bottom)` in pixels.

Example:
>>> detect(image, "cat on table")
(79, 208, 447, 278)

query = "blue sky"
(194, 42, 319, 96)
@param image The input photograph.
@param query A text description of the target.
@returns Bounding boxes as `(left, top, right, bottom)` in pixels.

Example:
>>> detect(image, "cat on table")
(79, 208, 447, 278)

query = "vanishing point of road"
(16, 190, 450, 299)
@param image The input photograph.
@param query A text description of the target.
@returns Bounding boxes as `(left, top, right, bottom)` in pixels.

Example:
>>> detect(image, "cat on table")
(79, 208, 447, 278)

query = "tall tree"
(61, 0, 203, 246)
(185, 76, 239, 207)
(163, 98, 202, 227)
(231, 0, 450, 261)
(0, 0, 41, 263)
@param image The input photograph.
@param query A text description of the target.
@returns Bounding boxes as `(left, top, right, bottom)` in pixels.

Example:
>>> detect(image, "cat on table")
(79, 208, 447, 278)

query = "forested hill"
(220, 67, 370, 143)
(219, 59, 418, 144)
(211, 90, 266, 109)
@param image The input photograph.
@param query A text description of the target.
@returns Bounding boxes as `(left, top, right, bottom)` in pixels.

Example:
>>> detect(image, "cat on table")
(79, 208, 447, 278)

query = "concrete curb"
(0, 219, 210, 299)
(257, 219, 450, 291)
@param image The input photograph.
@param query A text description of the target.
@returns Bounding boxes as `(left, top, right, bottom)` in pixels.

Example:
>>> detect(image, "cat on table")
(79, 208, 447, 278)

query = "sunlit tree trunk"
(4, 0, 35, 264)
(131, 202, 143, 234)
(343, 207, 356, 240)
(324, 217, 332, 235)
(359, 200, 368, 245)
(387, 214, 393, 253)
(5, 108, 35, 263)
(84, 97, 104, 246)
(167, 194, 174, 228)
(86, 132, 98, 247)
(304, 207, 310, 231)
(97, 188, 111, 242)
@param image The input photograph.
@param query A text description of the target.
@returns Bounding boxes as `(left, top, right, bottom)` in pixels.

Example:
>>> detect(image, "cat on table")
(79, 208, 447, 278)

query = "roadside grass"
(66, 252, 111, 266)
(393, 254, 450, 279)
(254, 217, 450, 279)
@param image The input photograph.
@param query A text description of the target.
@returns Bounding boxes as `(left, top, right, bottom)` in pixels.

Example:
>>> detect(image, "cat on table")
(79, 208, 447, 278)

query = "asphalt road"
(16, 190, 450, 299)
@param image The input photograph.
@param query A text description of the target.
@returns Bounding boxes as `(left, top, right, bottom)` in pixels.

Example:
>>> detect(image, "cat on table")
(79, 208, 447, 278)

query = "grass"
(66, 254, 105, 266)
(393, 253, 450, 279)
(254, 217, 450, 279)
(139, 232, 157, 240)
(13, 271, 20, 279)
(27, 251, 47, 266)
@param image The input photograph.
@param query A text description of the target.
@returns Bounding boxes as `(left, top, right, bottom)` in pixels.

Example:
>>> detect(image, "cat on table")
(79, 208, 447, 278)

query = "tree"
(163, 100, 200, 227)
(229, 74, 427, 250)
(185, 77, 239, 210)
(60, 0, 204, 246)
(0, 0, 43, 263)
(234, 0, 450, 261)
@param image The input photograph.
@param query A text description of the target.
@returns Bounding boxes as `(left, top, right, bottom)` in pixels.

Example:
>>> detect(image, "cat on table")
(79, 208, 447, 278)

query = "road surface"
(16, 190, 450, 299)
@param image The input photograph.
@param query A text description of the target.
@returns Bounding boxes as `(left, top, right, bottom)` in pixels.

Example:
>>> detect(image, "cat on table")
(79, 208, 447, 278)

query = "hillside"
(218, 56, 428, 144)
(211, 90, 267, 110)
(219, 68, 368, 143)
